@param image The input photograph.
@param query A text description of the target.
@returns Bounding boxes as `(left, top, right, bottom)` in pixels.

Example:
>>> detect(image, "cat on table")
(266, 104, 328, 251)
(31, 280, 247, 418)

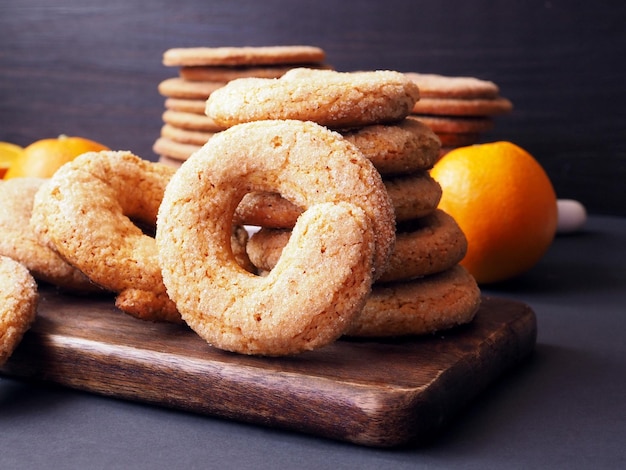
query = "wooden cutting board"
(1, 287, 536, 447)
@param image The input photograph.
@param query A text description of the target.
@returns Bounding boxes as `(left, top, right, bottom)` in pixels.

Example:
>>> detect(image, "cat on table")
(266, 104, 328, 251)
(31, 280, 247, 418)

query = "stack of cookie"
(153, 45, 329, 166)
(405, 73, 513, 156)
(199, 68, 481, 338)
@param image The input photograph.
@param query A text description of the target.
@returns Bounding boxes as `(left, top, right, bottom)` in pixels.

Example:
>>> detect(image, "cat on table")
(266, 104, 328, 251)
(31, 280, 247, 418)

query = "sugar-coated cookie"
(0, 255, 38, 365)
(157, 120, 395, 355)
(341, 118, 441, 175)
(31, 151, 181, 323)
(345, 265, 481, 337)
(205, 68, 420, 128)
(247, 209, 466, 283)
(0, 178, 101, 292)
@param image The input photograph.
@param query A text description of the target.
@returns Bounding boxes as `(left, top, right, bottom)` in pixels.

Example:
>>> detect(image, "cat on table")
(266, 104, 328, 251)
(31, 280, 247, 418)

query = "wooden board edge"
(1, 296, 537, 447)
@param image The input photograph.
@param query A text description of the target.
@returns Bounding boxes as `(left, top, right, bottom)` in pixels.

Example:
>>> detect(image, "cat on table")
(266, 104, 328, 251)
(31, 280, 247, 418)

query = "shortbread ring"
(0, 255, 38, 365)
(0, 177, 101, 293)
(156, 120, 395, 355)
(30, 151, 182, 323)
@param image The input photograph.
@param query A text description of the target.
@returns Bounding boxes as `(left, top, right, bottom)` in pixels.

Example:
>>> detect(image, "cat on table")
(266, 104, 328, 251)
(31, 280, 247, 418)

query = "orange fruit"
(4, 134, 109, 179)
(0, 141, 24, 179)
(430, 141, 557, 284)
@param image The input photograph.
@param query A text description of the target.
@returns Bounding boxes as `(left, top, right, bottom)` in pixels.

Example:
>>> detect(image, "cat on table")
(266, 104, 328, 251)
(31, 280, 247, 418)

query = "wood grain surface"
(2, 288, 536, 447)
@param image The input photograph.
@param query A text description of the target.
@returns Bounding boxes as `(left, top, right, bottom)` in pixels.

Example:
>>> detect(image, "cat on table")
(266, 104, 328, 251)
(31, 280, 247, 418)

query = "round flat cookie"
(234, 192, 303, 229)
(158, 77, 226, 99)
(384, 171, 442, 221)
(158, 154, 184, 168)
(378, 209, 467, 282)
(405, 72, 500, 99)
(247, 209, 466, 283)
(0, 255, 38, 365)
(205, 68, 420, 129)
(161, 124, 216, 146)
(162, 110, 226, 132)
(412, 96, 513, 116)
(345, 265, 481, 337)
(163, 45, 326, 67)
(164, 98, 207, 115)
(341, 118, 441, 175)
(153, 137, 201, 162)
(179, 63, 331, 82)
(412, 115, 494, 134)
(0, 178, 102, 292)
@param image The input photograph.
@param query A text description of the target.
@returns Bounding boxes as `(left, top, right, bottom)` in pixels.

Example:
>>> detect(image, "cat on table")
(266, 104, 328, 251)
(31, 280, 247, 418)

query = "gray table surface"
(1, 215, 625, 470)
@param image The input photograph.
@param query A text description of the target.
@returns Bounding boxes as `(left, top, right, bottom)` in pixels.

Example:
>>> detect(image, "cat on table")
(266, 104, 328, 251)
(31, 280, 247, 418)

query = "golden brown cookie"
(0, 255, 38, 365)
(247, 209, 466, 283)
(412, 115, 494, 134)
(345, 265, 481, 337)
(341, 118, 441, 175)
(377, 210, 467, 282)
(179, 63, 330, 82)
(384, 172, 442, 221)
(157, 154, 184, 168)
(412, 96, 513, 116)
(153, 137, 201, 162)
(164, 97, 208, 115)
(160, 124, 215, 146)
(163, 45, 326, 67)
(156, 120, 394, 355)
(405, 72, 500, 99)
(234, 171, 441, 228)
(0, 178, 101, 292)
(234, 192, 304, 228)
(161, 110, 225, 132)
(205, 68, 420, 129)
(158, 77, 226, 99)
(30, 151, 181, 323)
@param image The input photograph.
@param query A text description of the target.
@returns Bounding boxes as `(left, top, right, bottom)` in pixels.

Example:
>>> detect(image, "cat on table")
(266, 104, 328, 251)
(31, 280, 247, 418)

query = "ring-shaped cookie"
(0, 255, 38, 365)
(0, 177, 101, 293)
(157, 120, 395, 355)
(30, 151, 181, 323)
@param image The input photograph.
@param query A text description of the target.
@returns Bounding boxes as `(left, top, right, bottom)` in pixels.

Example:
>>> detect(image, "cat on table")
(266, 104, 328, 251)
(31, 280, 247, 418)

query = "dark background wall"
(1, 0, 624, 215)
